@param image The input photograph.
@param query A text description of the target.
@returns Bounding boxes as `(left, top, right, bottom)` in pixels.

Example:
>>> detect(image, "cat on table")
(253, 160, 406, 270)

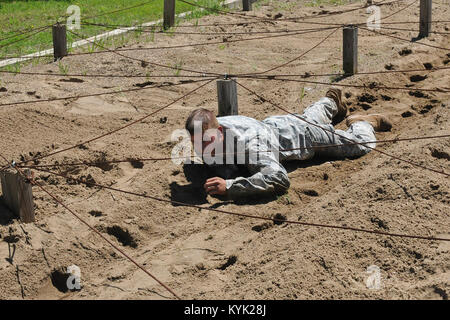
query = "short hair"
(185, 108, 219, 135)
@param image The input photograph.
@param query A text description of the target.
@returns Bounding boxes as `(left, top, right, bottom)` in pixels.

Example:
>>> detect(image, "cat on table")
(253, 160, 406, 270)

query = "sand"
(0, 0, 449, 300)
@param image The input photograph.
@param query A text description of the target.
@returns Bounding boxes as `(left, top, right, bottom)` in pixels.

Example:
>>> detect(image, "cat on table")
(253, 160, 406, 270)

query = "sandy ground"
(0, 0, 449, 300)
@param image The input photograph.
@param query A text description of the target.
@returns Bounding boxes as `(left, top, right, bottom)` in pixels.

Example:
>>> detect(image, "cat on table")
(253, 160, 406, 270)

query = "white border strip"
(0, 0, 241, 68)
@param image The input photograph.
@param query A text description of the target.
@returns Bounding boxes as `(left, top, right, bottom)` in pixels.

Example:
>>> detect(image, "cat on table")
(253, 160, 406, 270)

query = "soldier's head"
(185, 108, 224, 157)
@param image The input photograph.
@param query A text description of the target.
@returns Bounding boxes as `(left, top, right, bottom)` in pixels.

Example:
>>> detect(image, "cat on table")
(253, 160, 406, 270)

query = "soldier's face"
(190, 127, 224, 157)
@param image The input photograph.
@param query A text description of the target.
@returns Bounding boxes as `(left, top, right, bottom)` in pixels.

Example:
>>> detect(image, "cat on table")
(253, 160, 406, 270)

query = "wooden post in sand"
(0, 169, 35, 223)
(164, 0, 176, 30)
(343, 25, 358, 75)
(243, 0, 253, 11)
(52, 23, 67, 61)
(419, 0, 432, 38)
(217, 79, 238, 116)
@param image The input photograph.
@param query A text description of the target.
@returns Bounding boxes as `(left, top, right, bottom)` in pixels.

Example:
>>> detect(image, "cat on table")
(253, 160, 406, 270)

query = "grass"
(298, 86, 306, 113)
(58, 60, 69, 75)
(0, 0, 225, 59)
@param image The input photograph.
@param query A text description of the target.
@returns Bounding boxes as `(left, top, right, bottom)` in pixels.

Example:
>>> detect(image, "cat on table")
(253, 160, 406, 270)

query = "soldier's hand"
(204, 177, 227, 195)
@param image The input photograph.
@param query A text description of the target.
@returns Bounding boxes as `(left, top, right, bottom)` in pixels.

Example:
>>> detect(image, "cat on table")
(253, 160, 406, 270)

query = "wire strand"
(4, 78, 216, 170)
(234, 79, 449, 177)
(16, 134, 450, 170)
(0, 154, 180, 300)
(29, 166, 450, 243)
(0, 78, 215, 108)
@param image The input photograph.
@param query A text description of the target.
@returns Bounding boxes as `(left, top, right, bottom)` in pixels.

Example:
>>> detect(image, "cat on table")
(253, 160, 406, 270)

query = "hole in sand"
(398, 48, 412, 56)
(3, 235, 20, 243)
(50, 268, 70, 293)
(409, 90, 429, 99)
(410, 75, 427, 82)
(430, 148, 450, 160)
(303, 189, 319, 197)
(127, 158, 144, 169)
(252, 223, 271, 232)
(107, 225, 138, 248)
(59, 78, 84, 83)
(89, 210, 103, 217)
(273, 213, 287, 225)
(401, 111, 413, 118)
(218, 255, 237, 270)
(358, 103, 372, 110)
(357, 93, 377, 104)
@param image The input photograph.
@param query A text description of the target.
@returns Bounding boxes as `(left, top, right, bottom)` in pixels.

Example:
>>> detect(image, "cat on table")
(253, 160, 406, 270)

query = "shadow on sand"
(169, 157, 343, 207)
(0, 196, 14, 226)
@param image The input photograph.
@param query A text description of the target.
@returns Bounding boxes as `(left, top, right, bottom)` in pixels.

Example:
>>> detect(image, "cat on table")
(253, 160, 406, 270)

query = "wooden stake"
(52, 23, 67, 61)
(243, 0, 252, 11)
(164, 0, 176, 30)
(343, 25, 358, 75)
(0, 169, 35, 223)
(419, 0, 432, 38)
(217, 79, 238, 116)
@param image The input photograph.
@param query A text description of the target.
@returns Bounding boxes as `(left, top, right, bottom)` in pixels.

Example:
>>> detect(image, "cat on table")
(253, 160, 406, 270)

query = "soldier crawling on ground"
(183, 89, 391, 198)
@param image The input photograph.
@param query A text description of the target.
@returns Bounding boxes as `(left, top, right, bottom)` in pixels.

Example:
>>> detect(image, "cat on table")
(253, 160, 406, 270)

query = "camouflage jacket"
(207, 114, 315, 198)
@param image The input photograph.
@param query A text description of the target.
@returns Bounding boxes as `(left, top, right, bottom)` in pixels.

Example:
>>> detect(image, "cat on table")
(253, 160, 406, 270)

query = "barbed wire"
(359, 26, 450, 51)
(0, 1, 404, 59)
(0, 26, 51, 51)
(67, 29, 221, 76)
(2, 0, 448, 300)
(234, 79, 449, 177)
(81, 19, 341, 28)
(0, 70, 209, 78)
(0, 28, 316, 61)
(0, 0, 158, 51)
(379, 26, 450, 35)
(241, 76, 449, 93)
(16, 134, 450, 170)
(1, 78, 216, 172)
(81, 21, 337, 35)
(79, 19, 450, 29)
(0, 77, 216, 108)
(2, 1, 447, 62)
(2, 38, 446, 111)
(0, 0, 167, 63)
(66, 25, 339, 81)
(381, 0, 418, 21)
(25, 165, 450, 243)
(62, 25, 337, 56)
(178, 0, 405, 24)
(1, 66, 448, 80)
(0, 154, 181, 300)
(240, 66, 450, 78)
(0, 26, 49, 45)
(181, 0, 450, 53)
(375, 20, 450, 25)
(246, 27, 340, 75)
(80, 20, 450, 35)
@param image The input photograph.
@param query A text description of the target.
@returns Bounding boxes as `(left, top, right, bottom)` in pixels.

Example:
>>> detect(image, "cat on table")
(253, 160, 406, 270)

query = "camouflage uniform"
(209, 97, 376, 197)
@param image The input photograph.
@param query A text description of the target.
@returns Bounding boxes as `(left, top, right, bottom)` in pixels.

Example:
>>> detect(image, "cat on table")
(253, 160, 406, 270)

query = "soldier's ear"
(217, 126, 224, 139)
